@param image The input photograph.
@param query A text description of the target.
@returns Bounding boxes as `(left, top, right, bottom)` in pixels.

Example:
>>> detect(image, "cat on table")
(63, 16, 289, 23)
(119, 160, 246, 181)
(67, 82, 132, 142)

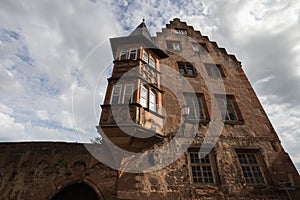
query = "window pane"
(123, 84, 133, 104)
(119, 49, 128, 60)
(189, 151, 214, 184)
(192, 43, 199, 52)
(142, 50, 148, 63)
(186, 65, 195, 75)
(149, 90, 156, 112)
(111, 85, 121, 104)
(140, 85, 148, 108)
(178, 64, 185, 75)
(173, 42, 181, 50)
(129, 49, 137, 60)
(149, 56, 156, 68)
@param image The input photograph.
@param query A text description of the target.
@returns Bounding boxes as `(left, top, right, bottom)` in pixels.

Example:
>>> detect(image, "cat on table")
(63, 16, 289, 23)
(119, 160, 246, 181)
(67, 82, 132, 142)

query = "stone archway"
(52, 182, 100, 200)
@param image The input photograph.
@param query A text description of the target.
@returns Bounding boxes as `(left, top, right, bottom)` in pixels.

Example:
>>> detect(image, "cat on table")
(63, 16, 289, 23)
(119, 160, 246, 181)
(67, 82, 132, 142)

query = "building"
(0, 18, 299, 200)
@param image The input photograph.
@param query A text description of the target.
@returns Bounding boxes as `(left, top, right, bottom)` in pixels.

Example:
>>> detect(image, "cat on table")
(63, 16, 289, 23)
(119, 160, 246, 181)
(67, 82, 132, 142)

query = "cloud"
(0, 0, 299, 171)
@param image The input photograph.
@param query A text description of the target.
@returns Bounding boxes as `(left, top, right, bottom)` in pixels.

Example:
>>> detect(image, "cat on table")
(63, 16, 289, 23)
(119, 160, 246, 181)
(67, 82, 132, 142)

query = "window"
(199, 43, 209, 53)
(178, 62, 195, 76)
(236, 150, 266, 185)
(205, 64, 225, 78)
(140, 85, 148, 108)
(149, 90, 156, 112)
(166, 40, 181, 51)
(185, 94, 205, 120)
(119, 49, 137, 60)
(192, 43, 200, 52)
(129, 49, 137, 60)
(119, 49, 128, 60)
(189, 150, 215, 184)
(149, 55, 156, 68)
(142, 50, 148, 63)
(111, 85, 122, 104)
(111, 84, 133, 104)
(215, 95, 241, 121)
(175, 28, 187, 35)
(123, 84, 133, 104)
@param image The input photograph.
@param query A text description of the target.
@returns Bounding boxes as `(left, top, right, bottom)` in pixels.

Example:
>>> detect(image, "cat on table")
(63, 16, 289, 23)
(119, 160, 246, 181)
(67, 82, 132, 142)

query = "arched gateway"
(52, 183, 99, 200)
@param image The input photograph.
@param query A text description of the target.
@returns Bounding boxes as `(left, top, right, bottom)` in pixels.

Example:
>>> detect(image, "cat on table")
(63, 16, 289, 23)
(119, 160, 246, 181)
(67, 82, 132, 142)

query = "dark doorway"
(52, 182, 99, 200)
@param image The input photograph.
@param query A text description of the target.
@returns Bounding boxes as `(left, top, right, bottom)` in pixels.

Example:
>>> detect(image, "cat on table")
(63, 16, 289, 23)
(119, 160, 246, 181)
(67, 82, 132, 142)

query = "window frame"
(188, 149, 218, 185)
(166, 40, 181, 51)
(149, 55, 156, 68)
(215, 95, 243, 123)
(119, 48, 137, 60)
(140, 85, 148, 108)
(111, 84, 122, 104)
(235, 149, 267, 185)
(184, 93, 207, 121)
(205, 63, 225, 78)
(177, 62, 196, 77)
(122, 83, 133, 104)
(149, 90, 156, 112)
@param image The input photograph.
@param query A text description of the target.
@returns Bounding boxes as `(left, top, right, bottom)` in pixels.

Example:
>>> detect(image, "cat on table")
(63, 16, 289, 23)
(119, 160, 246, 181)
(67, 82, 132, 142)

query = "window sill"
(186, 119, 210, 125)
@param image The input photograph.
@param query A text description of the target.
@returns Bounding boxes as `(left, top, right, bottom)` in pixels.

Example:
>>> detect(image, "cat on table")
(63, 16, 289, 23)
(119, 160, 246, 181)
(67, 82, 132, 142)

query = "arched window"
(140, 85, 148, 108)
(149, 90, 156, 112)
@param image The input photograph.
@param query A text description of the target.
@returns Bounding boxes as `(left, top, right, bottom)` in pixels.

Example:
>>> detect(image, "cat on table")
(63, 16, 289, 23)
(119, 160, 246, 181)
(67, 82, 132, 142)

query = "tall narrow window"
(142, 50, 149, 63)
(140, 85, 148, 108)
(149, 55, 156, 68)
(119, 49, 128, 60)
(129, 49, 137, 60)
(236, 150, 266, 185)
(189, 150, 215, 184)
(111, 85, 122, 104)
(123, 84, 133, 104)
(149, 90, 156, 112)
(185, 94, 205, 120)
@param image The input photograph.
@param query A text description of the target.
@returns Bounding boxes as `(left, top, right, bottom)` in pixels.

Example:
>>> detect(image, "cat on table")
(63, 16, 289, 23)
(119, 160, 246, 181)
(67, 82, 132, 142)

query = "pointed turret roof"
(129, 19, 152, 41)
(110, 19, 168, 59)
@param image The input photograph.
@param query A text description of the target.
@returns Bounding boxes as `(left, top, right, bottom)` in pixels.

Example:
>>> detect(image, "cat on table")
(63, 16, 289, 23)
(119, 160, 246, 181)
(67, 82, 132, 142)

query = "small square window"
(177, 62, 195, 76)
(166, 40, 181, 51)
(205, 64, 225, 78)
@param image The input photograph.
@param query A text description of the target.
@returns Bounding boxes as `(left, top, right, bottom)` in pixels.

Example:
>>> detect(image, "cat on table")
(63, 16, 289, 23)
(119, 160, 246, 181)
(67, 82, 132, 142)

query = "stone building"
(0, 18, 299, 199)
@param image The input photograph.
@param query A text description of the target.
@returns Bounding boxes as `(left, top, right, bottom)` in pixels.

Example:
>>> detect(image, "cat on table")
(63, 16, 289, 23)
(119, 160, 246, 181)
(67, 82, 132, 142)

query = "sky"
(0, 0, 300, 171)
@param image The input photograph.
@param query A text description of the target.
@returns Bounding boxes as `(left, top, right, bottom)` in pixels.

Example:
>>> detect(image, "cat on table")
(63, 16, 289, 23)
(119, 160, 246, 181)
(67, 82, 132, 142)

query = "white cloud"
(0, 112, 25, 141)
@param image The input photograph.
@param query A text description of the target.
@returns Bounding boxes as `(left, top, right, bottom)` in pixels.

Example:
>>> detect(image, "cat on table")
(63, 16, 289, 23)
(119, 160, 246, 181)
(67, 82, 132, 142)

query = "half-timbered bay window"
(188, 149, 216, 184)
(119, 49, 137, 60)
(236, 150, 266, 185)
(111, 84, 133, 104)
